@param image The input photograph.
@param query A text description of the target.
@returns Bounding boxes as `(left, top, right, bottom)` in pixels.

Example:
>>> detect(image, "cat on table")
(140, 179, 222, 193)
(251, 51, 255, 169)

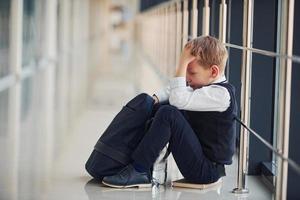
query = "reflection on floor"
(0, 46, 272, 200)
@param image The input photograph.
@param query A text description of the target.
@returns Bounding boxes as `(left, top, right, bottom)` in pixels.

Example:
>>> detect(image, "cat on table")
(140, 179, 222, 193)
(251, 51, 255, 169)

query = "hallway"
(1, 0, 300, 199)
(0, 44, 272, 199)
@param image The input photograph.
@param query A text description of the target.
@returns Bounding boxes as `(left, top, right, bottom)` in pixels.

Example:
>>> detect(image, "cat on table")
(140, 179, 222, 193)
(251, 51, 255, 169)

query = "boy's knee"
(156, 105, 180, 118)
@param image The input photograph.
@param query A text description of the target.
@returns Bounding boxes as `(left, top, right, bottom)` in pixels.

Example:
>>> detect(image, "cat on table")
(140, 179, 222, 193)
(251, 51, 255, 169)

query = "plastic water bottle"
(152, 146, 168, 185)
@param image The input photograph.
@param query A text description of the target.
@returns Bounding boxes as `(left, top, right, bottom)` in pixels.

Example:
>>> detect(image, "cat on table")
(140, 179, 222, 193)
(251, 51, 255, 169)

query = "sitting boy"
(102, 35, 237, 188)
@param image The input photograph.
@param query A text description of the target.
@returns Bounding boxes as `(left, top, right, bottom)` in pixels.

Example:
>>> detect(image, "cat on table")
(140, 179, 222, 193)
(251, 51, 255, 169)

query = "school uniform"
(131, 75, 237, 183)
(88, 75, 237, 186)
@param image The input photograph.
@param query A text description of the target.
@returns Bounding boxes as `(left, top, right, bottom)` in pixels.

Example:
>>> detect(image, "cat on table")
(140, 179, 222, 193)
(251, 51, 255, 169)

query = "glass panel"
(22, 0, 45, 66)
(188, 0, 192, 37)
(252, 0, 277, 52)
(287, 0, 300, 197)
(0, 89, 11, 200)
(0, 3, 13, 196)
(289, 59, 300, 198)
(209, 0, 220, 38)
(0, 0, 11, 77)
(227, 0, 243, 46)
(20, 77, 34, 122)
(227, 0, 243, 123)
(227, 47, 242, 147)
(249, 53, 276, 174)
(19, 75, 44, 198)
(0, 89, 9, 138)
(197, 0, 203, 36)
(22, 0, 36, 66)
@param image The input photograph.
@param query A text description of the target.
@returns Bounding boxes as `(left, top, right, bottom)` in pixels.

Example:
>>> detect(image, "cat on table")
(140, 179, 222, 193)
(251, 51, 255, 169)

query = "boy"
(102, 35, 237, 188)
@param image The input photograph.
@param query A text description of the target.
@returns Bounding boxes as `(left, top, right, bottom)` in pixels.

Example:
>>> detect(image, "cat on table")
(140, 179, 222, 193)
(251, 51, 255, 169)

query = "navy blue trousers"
(131, 105, 220, 184)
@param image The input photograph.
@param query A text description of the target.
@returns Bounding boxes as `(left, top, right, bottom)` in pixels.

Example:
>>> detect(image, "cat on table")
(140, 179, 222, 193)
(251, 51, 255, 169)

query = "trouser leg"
(85, 150, 125, 180)
(131, 105, 220, 183)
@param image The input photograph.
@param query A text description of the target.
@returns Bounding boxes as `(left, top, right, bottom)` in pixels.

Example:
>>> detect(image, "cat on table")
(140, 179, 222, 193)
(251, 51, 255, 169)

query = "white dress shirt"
(154, 76, 230, 112)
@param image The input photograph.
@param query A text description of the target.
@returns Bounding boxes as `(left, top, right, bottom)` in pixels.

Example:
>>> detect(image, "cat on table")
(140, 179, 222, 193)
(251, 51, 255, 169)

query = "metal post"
(202, 0, 210, 36)
(57, 0, 71, 142)
(191, 0, 198, 38)
(182, 0, 189, 44)
(8, 0, 23, 199)
(275, 0, 294, 200)
(166, 5, 170, 75)
(42, 0, 58, 174)
(219, 0, 227, 43)
(159, 8, 163, 70)
(232, 0, 253, 194)
(160, 8, 163, 69)
(171, 3, 177, 73)
(164, 7, 168, 74)
(175, 1, 182, 67)
(156, 9, 160, 66)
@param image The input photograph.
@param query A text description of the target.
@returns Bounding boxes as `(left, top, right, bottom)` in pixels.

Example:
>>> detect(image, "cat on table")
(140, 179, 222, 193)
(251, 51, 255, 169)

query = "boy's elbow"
(169, 95, 187, 109)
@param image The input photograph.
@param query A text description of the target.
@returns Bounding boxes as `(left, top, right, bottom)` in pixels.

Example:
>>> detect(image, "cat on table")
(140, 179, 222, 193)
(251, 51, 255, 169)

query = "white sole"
(102, 181, 152, 188)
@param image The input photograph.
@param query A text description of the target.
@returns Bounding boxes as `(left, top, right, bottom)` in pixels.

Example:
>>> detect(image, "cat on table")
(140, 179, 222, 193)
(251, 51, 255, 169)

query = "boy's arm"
(152, 44, 195, 104)
(169, 80, 230, 111)
(169, 44, 230, 111)
(175, 44, 195, 78)
(153, 85, 170, 104)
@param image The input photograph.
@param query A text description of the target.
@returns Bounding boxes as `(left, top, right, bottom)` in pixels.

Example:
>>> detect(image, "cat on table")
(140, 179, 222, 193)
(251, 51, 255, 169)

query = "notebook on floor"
(172, 178, 222, 189)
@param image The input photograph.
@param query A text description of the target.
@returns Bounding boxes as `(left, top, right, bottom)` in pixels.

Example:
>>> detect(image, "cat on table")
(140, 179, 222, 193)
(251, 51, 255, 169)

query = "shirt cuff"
(170, 77, 186, 89)
(154, 89, 169, 102)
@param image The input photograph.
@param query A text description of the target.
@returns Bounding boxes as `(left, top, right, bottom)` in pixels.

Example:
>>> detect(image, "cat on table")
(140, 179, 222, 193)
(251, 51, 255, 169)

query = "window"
(0, 0, 10, 77)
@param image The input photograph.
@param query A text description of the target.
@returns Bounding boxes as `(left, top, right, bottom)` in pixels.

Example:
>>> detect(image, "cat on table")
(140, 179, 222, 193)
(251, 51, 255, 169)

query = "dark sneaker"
(102, 164, 152, 188)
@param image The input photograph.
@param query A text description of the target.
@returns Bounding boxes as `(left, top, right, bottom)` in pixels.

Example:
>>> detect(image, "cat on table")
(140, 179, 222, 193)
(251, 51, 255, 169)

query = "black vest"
(185, 82, 237, 165)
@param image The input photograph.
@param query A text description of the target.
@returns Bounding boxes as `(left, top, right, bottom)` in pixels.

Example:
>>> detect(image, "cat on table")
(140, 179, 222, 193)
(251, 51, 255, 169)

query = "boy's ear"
(211, 65, 219, 78)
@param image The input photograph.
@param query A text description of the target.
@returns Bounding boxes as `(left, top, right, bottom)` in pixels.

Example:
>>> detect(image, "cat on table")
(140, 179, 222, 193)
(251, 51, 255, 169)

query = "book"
(172, 178, 222, 189)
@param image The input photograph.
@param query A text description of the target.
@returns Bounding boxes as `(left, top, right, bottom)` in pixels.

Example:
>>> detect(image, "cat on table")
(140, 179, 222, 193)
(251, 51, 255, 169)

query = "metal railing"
(136, 0, 299, 199)
(233, 117, 300, 195)
(231, 2, 296, 200)
(235, 118, 300, 176)
(224, 43, 300, 64)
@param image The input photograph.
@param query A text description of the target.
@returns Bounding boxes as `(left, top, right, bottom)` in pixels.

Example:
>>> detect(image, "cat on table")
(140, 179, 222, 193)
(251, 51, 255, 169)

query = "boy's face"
(186, 59, 214, 89)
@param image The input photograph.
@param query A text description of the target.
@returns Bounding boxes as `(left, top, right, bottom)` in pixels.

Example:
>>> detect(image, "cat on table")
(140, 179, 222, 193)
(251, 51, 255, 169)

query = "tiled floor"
(0, 45, 273, 200)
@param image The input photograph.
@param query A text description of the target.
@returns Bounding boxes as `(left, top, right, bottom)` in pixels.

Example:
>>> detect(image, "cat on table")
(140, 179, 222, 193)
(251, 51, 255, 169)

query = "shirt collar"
(212, 75, 227, 84)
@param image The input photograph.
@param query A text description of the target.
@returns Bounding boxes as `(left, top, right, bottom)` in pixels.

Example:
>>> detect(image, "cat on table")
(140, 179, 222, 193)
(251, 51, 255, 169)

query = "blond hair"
(185, 36, 228, 73)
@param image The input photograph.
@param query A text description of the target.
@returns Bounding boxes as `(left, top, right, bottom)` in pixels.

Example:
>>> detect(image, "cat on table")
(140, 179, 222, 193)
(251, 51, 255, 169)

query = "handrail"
(224, 43, 300, 64)
(235, 117, 300, 175)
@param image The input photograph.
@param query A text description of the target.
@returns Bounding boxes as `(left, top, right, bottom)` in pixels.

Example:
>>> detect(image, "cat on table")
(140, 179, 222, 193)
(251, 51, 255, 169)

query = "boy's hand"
(180, 43, 196, 65)
(152, 95, 159, 104)
(176, 45, 196, 77)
